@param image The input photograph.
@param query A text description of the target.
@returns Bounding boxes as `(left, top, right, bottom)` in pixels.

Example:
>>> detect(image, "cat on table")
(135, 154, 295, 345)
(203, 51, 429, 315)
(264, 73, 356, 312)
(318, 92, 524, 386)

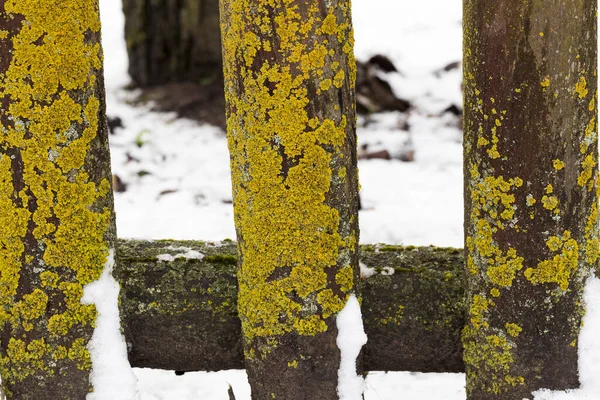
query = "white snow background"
(74, 0, 600, 398)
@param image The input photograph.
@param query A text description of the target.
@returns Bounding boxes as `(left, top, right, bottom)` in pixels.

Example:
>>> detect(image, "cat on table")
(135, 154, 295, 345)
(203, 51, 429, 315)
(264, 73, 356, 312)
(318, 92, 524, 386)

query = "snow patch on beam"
(337, 294, 368, 400)
(157, 246, 205, 262)
(359, 262, 375, 278)
(82, 249, 138, 400)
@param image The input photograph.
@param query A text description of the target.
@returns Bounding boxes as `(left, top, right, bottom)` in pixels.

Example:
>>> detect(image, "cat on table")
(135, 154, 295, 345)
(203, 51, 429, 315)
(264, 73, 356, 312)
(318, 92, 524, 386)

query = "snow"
(359, 262, 376, 279)
(133, 369, 251, 400)
(337, 295, 368, 400)
(81, 249, 138, 400)
(157, 247, 205, 262)
(10, 0, 594, 398)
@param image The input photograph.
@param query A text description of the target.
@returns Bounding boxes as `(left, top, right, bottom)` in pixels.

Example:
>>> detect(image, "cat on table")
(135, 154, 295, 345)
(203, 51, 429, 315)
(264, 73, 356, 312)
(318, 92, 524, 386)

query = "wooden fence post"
(219, 0, 361, 398)
(463, 0, 598, 398)
(0, 1, 118, 398)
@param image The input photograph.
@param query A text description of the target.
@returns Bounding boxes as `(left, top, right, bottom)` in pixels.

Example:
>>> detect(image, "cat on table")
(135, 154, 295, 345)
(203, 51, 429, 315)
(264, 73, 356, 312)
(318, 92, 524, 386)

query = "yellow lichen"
(67, 338, 91, 371)
(505, 376, 525, 387)
(578, 153, 596, 189)
(541, 195, 559, 211)
(317, 289, 345, 319)
(477, 137, 490, 147)
(319, 78, 332, 92)
(333, 70, 345, 88)
(552, 159, 565, 171)
(468, 295, 491, 330)
(335, 264, 354, 293)
(584, 174, 600, 265)
(581, 117, 597, 154)
(486, 248, 524, 287)
(0, 338, 51, 385)
(575, 76, 589, 99)
(540, 76, 551, 87)
(463, 294, 523, 394)
(524, 231, 579, 291)
(468, 170, 523, 288)
(505, 323, 522, 338)
(467, 254, 478, 275)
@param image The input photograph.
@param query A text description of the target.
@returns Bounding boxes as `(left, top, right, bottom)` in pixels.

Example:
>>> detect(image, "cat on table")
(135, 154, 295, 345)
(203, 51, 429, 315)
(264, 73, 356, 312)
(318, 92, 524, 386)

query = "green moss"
(379, 245, 405, 252)
(119, 257, 160, 263)
(203, 254, 238, 265)
(378, 304, 405, 326)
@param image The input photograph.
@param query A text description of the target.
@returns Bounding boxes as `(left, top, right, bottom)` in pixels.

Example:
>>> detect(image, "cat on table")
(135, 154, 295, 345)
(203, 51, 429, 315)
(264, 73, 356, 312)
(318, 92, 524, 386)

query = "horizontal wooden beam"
(116, 239, 468, 373)
(116, 239, 599, 372)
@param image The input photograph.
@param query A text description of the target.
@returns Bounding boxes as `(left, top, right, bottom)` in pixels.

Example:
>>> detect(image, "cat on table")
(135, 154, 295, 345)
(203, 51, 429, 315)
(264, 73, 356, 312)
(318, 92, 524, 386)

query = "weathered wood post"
(219, 0, 361, 398)
(0, 1, 119, 398)
(463, 0, 598, 398)
(123, 0, 223, 87)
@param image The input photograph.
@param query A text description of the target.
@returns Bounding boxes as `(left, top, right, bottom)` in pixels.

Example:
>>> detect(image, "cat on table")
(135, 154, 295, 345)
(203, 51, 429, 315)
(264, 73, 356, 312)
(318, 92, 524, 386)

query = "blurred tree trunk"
(463, 0, 598, 398)
(219, 1, 361, 399)
(0, 1, 118, 399)
(123, 0, 222, 87)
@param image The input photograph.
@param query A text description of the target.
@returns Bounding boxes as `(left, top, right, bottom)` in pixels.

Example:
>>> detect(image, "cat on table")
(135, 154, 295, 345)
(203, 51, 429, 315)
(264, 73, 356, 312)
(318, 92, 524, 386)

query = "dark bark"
(122, 0, 227, 128)
(123, 0, 222, 87)
(219, 1, 360, 399)
(463, 0, 598, 398)
(0, 1, 118, 399)
(116, 240, 466, 373)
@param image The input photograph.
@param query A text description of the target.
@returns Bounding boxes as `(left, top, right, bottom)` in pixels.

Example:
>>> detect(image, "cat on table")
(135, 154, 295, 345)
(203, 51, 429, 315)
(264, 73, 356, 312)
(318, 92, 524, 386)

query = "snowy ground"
(95, 0, 600, 399)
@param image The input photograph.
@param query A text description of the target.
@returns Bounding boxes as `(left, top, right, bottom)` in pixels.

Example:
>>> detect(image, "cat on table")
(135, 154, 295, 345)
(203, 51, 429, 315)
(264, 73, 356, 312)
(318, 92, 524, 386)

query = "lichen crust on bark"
(463, 0, 598, 398)
(219, 0, 359, 397)
(0, 1, 116, 398)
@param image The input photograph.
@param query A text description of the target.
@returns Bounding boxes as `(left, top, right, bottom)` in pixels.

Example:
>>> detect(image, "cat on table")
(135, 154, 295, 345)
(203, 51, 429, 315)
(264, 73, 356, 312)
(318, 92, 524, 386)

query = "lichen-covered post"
(218, 1, 361, 398)
(0, 1, 118, 398)
(463, 0, 598, 398)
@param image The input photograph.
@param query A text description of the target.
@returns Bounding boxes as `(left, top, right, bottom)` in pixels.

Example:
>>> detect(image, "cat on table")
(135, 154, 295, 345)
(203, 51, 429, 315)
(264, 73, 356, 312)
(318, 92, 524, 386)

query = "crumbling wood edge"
(114, 239, 598, 373)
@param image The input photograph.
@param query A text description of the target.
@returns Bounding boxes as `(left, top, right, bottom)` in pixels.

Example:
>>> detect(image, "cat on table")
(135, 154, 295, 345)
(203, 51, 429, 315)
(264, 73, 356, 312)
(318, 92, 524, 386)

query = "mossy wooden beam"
(116, 240, 466, 373)
(463, 0, 598, 398)
(0, 1, 118, 398)
(219, 1, 361, 398)
(117, 239, 599, 373)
